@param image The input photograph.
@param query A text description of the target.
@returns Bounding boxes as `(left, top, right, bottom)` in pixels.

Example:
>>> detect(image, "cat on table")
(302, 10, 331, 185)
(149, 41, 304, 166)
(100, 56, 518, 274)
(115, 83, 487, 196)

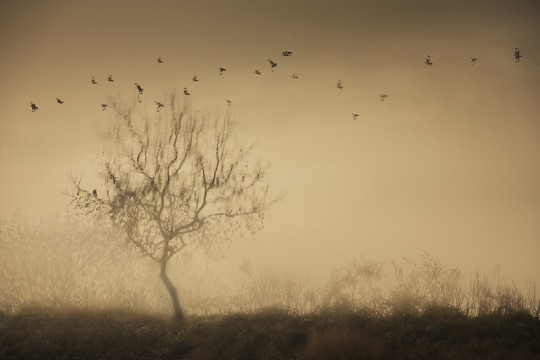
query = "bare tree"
(71, 92, 273, 320)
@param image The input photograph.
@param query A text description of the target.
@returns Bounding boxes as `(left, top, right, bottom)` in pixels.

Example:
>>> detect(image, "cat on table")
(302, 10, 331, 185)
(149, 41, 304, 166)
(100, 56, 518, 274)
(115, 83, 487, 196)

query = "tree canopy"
(71, 93, 274, 319)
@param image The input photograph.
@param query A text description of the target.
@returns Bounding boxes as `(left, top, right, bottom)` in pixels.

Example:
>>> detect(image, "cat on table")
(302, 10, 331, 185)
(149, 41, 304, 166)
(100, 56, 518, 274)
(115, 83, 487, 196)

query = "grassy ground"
(1, 307, 539, 360)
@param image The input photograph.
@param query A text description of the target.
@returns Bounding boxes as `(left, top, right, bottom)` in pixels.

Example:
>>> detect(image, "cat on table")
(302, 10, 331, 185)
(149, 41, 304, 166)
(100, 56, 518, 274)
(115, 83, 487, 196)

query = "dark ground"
(1, 307, 539, 359)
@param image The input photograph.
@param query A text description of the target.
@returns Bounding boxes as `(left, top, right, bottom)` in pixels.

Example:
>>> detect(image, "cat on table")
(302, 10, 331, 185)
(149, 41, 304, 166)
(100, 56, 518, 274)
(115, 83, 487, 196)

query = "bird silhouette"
(291, 72, 299, 79)
(92, 189, 97, 197)
(218, 67, 226, 75)
(470, 57, 479, 65)
(183, 87, 190, 96)
(30, 102, 38, 112)
(56, 98, 64, 104)
(282, 50, 293, 57)
(352, 113, 359, 120)
(91, 76, 98, 84)
(107, 75, 114, 82)
(157, 57, 164, 63)
(336, 80, 343, 90)
(225, 99, 232, 105)
(514, 48, 522, 62)
(268, 59, 277, 71)
(425, 55, 433, 66)
(101, 104, 108, 111)
(192, 75, 199, 82)
(379, 94, 388, 101)
(253, 69, 262, 75)
(135, 83, 144, 94)
(154, 101, 164, 112)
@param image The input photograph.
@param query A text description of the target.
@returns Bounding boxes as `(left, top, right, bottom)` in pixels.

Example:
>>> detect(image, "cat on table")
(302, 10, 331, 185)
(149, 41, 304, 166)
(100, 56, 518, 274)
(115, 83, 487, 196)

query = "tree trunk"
(160, 261, 184, 321)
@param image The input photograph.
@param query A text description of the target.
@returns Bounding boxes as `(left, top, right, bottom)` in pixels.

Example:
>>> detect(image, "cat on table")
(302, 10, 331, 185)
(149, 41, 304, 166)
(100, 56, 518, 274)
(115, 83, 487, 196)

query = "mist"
(0, 0, 539, 357)
(1, 211, 537, 319)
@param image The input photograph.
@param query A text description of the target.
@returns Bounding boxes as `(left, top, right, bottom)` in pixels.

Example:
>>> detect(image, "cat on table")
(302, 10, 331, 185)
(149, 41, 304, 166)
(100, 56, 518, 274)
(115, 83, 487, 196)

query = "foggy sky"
(1, 0, 539, 285)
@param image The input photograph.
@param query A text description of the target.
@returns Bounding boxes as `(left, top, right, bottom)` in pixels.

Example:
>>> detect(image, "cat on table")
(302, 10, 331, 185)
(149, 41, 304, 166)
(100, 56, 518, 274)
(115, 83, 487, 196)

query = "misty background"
(1, 0, 539, 305)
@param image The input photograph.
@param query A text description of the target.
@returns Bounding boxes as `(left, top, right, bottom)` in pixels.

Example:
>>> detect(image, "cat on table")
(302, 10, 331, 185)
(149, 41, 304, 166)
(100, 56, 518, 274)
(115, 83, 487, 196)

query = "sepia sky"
(1, 0, 539, 285)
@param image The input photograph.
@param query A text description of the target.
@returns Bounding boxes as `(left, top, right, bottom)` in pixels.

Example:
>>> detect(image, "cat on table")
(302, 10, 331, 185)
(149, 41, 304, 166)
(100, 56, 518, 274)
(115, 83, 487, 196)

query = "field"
(1, 306, 539, 360)
(2, 216, 539, 359)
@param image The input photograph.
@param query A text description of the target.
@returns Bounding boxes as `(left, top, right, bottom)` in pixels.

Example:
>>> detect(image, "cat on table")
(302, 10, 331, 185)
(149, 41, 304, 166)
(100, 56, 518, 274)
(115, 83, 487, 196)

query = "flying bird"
(225, 99, 232, 105)
(379, 94, 388, 101)
(425, 55, 433, 66)
(218, 67, 226, 75)
(101, 104, 108, 111)
(268, 59, 277, 71)
(157, 57, 164, 63)
(291, 72, 299, 79)
(192, 75, 199, 82)
(183, 87, 190, 96)
(30, 102, 38, 112)
(352, 113, 359, 120)
(135, 83, 144, 94)
(56, 98, 64, 104)
(514, 48, 522, 62)
(470, 57, 479, 65)
(253, 69, 262, 75)
(336, 80, 343, 90)
(154, 101, 164, 112)
(282, 50, 293, 57)
(107, 75, 114, 82)
(91, 76, 98, 84)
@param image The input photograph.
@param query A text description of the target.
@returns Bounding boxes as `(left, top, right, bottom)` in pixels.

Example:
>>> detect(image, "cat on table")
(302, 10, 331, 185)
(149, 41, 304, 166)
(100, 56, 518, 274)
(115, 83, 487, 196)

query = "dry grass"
(1, 306, 539, 359)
